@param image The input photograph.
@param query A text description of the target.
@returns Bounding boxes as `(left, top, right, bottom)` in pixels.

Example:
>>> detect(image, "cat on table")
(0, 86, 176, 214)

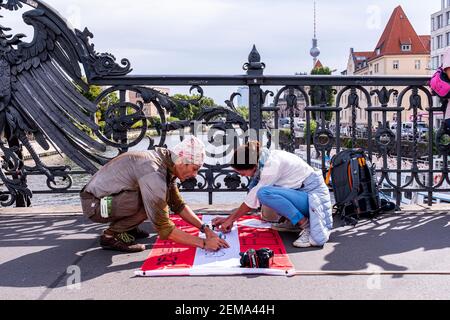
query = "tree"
(170, 94, 215, 120)
(310, 66, 335, 122)
(80, 80, 120, 129)
(236, 106, 249, 120)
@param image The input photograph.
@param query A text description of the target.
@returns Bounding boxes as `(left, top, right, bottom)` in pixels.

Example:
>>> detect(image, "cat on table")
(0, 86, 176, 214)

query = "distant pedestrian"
(430, 48, 450, 133)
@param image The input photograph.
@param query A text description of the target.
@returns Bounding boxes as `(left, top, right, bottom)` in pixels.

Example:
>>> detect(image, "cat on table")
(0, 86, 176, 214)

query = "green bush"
(98, 121, 106, 130)
(131, 120, 145, 130)
(303, 119, 317, 143)
(167, 116, 180, 122)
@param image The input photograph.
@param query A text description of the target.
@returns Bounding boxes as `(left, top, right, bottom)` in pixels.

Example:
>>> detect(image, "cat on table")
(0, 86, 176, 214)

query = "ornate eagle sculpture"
(0, 0, 133, 205)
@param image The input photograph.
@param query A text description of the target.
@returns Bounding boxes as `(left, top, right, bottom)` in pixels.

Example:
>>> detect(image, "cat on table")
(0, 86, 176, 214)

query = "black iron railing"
(0, 1, 448, 208)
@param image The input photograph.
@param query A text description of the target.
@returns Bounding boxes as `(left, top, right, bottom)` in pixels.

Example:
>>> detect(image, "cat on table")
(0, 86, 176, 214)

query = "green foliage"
(98, 121, 106, 130)
(343, 138, 354, 149)
(236, 106, 249, 120)
(430, 129, 450, 155)
(149, 116, 162, 126)
(131, 120, 146, 130)
(170, 94, 215, 120)
(310, 66, 335, 122)
(304, 119, 317, 139)
(167, 116, 180, 122)
(280, 128, 291, 139)
(80, 81, 120, 124)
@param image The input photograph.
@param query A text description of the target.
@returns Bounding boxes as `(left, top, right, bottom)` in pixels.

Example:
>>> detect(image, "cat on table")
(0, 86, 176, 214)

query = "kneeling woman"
(213, 142, 333, 248)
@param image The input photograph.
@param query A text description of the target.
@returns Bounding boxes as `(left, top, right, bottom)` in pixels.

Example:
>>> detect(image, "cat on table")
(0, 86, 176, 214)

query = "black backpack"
(326, 149, 383, 226)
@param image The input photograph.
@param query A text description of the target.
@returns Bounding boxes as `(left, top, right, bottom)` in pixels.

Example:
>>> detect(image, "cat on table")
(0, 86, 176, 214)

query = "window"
(401, 44, 411, 51)
(447, 32, 450, 46)
(374, 63, 379, 73)
(437, 35, 444, 49)
(393, 60, 399, 70)
(375, 48, 381, 55)
(447, 11, 450, 25)
(438, 14, 443, 29)
(433, 56, 440, 69)
(432, 17, 435, 31)
(415, 60, 421, 70)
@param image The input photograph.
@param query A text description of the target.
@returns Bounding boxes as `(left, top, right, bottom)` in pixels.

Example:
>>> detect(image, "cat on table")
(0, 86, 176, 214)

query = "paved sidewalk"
(0, 205, 449, 300)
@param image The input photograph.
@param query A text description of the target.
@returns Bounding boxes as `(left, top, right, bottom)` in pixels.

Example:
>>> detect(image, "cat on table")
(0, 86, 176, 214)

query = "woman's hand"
(212, 217, 234, 234)
(211, 217, 227, 228)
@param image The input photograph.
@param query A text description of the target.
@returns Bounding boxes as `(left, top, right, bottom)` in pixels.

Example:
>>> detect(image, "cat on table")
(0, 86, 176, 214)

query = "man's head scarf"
(170, 136, 206, 167)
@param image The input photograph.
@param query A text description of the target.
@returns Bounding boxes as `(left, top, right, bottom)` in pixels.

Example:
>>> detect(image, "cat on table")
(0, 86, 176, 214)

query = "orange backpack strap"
(348, 163, 353, 189)
(325, 164, 333, 186)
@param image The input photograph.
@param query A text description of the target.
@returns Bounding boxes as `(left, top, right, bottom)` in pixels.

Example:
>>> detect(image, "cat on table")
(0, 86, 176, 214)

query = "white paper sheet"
(192, 215, 241, 269)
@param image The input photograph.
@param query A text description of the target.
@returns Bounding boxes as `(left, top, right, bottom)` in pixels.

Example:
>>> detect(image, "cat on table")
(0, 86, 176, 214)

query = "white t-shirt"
(244, 150, 315, 209)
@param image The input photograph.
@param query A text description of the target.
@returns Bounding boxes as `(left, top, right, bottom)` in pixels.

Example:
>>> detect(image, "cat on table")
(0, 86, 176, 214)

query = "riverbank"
(22, 141, 61, 161)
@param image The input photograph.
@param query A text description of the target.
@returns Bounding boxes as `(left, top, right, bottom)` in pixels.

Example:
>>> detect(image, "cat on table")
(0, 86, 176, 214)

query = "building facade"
(431, 0, 450, 126)
(340, 6, 432, 128)
(431, 0, 450, 69)
(237, 86, 250, 108)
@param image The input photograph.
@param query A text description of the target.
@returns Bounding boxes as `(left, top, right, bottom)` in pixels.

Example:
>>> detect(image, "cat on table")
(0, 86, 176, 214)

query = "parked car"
(390, 122, 429, 141)
(279, 118, 290, 128)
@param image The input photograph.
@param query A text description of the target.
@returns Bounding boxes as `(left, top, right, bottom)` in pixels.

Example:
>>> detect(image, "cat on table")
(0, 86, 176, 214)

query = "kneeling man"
(80, 136, 229, 253)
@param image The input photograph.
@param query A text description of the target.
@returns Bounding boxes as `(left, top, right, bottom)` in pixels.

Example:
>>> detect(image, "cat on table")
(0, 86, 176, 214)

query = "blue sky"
(3, 0, 441, 104)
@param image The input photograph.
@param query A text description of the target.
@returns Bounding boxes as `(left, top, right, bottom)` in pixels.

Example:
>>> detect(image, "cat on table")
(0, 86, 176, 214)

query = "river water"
(25, 134, 248, 207)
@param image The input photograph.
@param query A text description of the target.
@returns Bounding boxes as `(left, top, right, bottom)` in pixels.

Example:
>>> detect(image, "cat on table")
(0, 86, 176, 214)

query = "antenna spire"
(310, 0, 321, 68)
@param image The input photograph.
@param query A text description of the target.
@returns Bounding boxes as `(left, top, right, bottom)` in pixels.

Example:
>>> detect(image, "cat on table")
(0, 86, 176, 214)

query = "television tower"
(310, 1, 321, 68)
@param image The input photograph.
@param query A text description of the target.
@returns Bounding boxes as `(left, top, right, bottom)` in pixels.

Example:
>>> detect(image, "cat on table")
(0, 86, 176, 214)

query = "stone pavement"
(0, 204, 449, 300)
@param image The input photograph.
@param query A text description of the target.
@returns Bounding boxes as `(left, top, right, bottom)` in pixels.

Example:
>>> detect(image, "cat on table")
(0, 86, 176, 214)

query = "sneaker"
(271, 218, 301, 233)
(128, 227, 150, 239)
(293, 227, 318, 248)
(100, 232, 146, 253)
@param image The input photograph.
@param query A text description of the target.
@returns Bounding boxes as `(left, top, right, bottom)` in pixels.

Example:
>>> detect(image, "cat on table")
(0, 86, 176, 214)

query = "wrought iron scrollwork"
(274, 86, 310, 153)
(223, 173, 244, 190)
(92, 85, 204, 153)
(213, 171, 250, 190)
(196, 93, 248, 169)
(370, 87, 399, 156)
(308, 86, 337, 158)
(0, 140, 31, 206)
(76, 28, 132, 80)
(0, 0, 448, 209)
(336, 85, 371, 149)
(243, 45, 265, 76)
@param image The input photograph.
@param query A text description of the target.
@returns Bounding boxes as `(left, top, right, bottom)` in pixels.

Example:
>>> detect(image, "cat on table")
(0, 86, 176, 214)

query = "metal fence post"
(245, 46, 265, 137)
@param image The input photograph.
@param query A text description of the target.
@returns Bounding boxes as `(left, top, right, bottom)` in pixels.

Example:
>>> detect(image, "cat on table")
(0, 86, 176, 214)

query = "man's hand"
(212, 217, 234, 234)
(203, 229, 230, 251)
